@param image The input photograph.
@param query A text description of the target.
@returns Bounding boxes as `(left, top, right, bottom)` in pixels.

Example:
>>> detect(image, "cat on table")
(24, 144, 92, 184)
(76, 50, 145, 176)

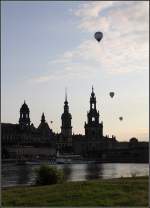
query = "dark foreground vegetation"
(2, 176, 148, 207)
(35, 164, 64, 185)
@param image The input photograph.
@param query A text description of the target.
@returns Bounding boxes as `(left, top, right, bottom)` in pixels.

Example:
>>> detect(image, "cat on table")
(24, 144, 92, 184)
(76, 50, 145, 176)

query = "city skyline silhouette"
(1, 1, 149, 141)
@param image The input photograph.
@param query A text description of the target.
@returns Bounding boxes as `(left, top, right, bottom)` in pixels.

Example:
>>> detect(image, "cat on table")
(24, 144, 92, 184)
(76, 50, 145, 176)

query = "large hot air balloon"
(94, 31, 103, 42)
(109, 92, 114, 98)
(119, 117, 123, 121)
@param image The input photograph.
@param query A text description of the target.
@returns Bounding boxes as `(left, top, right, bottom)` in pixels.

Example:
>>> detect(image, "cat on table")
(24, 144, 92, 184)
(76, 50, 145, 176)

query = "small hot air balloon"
(109, 92, 114, 98)
(119, 117, 123, 121)
(94, 31, 103, 42)
(50, 121, 53, 124)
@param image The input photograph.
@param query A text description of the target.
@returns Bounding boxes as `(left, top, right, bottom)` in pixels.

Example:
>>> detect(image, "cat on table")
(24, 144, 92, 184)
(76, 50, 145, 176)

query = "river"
(2, 163, 149, 187)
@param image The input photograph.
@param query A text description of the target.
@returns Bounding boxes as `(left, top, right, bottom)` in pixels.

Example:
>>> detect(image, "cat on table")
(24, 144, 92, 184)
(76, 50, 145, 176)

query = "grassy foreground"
(2, 177, 148, 207)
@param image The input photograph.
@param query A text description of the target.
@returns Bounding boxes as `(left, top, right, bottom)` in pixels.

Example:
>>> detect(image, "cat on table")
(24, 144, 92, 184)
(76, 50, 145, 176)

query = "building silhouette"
(85, 86, 103, 139)
(61, 92, 72, 139)
(19, 101, 30, 129)
(57, 92, 72, 154)
(1, 87, 149, 163)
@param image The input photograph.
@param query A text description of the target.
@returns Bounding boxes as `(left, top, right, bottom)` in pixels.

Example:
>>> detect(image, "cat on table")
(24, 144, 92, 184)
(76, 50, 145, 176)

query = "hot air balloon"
(119, 117, 123, 121)
(94, 31, 103, 42)
(50, 121, 53, 124)
(109, 92, 114, 98)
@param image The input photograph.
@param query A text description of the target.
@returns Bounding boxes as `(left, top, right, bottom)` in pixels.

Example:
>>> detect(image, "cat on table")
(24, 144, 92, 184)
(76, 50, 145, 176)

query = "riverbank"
(2, 176, 148, 206)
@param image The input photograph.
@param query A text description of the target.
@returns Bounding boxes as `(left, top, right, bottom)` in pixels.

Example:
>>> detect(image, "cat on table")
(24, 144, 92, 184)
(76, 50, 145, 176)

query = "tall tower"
(84, 87, 103, 139)
(19, 101, 30, 128)
(61, 91, 72, 138)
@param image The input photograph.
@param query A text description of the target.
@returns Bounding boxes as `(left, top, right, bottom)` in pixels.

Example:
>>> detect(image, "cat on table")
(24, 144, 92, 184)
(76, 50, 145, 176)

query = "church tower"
(84, 87, 103, 139)
(19, 101, 30, 128)
(61, 91, 72, 138)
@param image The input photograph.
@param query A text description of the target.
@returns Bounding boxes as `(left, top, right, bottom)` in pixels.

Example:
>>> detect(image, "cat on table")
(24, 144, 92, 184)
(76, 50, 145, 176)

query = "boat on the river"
(56, 158, 72, 164)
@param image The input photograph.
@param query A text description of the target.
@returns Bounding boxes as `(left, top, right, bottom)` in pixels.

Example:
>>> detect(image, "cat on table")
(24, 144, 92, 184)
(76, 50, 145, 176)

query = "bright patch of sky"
(1, 1, 149, 141)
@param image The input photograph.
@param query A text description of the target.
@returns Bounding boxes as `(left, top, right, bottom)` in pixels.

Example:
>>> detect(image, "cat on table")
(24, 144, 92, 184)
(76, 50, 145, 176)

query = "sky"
(1, 1, 149, 141)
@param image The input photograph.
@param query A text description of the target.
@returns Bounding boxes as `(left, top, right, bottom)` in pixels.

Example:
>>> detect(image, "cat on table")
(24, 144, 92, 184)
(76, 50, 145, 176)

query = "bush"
(35, 164, 64, 185)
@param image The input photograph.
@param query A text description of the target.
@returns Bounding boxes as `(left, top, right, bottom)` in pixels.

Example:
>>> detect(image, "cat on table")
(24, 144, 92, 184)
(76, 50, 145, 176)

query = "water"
(2, 163, 149, 188)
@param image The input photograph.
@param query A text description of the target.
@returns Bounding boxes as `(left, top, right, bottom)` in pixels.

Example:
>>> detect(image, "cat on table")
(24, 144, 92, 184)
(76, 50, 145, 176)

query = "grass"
(2, 176, 148, 207)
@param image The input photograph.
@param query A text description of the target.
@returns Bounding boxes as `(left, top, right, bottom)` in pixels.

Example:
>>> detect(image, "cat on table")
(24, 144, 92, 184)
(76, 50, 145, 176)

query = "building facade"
(2, 101, 56, 160)
(1, 88, 149, 162)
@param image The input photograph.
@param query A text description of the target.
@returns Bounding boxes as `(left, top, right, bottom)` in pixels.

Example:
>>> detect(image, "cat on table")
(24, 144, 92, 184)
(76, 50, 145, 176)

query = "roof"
(20, 101, 29, 112)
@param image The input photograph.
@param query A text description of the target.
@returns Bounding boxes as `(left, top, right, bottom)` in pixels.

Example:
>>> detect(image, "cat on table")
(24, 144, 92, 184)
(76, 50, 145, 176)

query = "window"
(92, 117, 95, 121)
(92, 103, 94, 109)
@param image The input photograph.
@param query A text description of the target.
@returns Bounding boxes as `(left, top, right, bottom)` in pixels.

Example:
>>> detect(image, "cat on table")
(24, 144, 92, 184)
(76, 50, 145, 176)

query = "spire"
(64, 87, 68, 106)
(63, 88, 70, 114)
(91, 85, 95, 98)
(90, 86, 96, 110)
(24, 100, 26, 104)
(41, 112, 45, 123)
(92, 85, 94, 93)
(65, 87, 67, 102)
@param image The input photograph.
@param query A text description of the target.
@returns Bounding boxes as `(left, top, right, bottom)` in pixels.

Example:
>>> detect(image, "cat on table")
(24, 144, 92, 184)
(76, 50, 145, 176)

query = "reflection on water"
(61, 164, 72, 181)
(86, 164, 103, 180)
(17, 165, 31, 184)
(2, 163, 149, 187)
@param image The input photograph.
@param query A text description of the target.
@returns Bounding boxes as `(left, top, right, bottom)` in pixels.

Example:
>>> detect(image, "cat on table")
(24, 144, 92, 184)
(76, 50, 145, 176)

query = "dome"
(20, 101, 29, 112)
(130, 137, 138, 143)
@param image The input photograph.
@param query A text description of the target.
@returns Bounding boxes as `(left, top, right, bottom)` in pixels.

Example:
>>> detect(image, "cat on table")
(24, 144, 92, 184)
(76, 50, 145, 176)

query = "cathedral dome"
(20, 101, 29, 112)
(130, 137, 138, 143)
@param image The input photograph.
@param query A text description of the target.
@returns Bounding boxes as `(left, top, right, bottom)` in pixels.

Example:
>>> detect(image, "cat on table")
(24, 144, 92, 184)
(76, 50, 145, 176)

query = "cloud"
(74, 1, 114, 19)
(32, 1, 149, 83)
(72, 1, 149, 74)
(74, 1, 149, 33)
